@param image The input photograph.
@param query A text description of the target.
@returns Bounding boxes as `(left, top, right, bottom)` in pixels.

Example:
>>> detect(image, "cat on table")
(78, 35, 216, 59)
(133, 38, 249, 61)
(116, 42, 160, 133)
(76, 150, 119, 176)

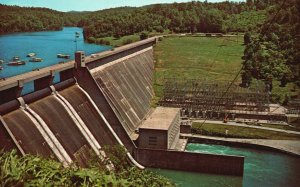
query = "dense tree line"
(82, 1, 271, 40)
(0, 4, 65, 33)
(241, 0, 299, 88)
(0, 1, 275, 38)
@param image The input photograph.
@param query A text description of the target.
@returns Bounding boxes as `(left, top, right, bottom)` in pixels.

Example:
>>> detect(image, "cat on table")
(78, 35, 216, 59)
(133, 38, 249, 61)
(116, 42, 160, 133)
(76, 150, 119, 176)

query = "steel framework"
(159, 78, 270, 116)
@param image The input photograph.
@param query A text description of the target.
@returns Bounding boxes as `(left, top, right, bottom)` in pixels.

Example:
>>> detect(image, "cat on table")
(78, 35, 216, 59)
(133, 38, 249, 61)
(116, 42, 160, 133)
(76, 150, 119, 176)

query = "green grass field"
(153, 36, 244, 103)
(192, 122, 300, 140)
(153, 36, 299, 104)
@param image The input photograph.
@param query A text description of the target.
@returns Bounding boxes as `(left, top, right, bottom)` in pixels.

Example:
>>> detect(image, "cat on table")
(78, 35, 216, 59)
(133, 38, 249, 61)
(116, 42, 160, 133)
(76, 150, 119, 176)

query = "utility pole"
(75, 31, 80, 51)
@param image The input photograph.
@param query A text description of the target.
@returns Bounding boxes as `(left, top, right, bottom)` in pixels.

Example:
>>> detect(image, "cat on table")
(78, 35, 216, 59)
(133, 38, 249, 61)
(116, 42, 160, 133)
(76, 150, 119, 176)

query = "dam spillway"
(0, 38, 158, 167)
(0, 38, 244, 176)
(0, 82, 125, 166)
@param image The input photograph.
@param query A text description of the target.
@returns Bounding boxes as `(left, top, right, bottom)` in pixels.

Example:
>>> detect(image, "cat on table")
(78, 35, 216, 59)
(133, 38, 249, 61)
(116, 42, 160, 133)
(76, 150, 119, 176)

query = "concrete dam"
(0, 38, 244, 176)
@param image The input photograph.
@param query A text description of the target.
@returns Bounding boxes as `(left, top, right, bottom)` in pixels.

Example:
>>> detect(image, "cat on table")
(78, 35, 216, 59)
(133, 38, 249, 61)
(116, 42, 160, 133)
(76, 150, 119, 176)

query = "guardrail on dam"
(0, 37, 244, 176)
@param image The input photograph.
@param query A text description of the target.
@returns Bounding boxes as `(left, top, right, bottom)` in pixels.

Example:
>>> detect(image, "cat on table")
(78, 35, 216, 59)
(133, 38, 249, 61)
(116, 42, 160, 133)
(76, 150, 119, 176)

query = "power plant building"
(138, 107, 180, 150)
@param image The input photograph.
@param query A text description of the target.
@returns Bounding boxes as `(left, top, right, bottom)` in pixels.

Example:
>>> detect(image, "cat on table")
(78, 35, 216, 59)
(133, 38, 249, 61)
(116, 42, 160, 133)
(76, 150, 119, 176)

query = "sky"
(0, 0, 245, 12)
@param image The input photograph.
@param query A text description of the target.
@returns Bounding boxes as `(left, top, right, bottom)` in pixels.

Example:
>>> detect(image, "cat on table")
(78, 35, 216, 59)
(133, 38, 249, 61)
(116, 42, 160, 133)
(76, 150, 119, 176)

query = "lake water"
(151, 143, 300, 187)
(0, 27, 111, 94)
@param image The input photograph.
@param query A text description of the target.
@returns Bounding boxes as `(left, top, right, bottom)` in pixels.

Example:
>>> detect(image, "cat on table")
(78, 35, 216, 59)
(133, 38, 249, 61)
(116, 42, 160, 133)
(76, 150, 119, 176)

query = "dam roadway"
(0, 61, 75, 91)
(0, 37, 157, 92)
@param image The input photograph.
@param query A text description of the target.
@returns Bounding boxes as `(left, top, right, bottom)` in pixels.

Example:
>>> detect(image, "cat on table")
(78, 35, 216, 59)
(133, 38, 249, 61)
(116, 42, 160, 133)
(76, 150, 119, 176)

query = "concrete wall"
(29, 95, 92, 163)
(0, 39, 158, 159)
(168, 111, 180, 149)
(0, 118, 18, 152)
(90, 47, 154, 135)
(136, 148, 244, 176)
(59, 85, 117, 147)
(138, 129, 168, 150)
(74, 66, 136, 153)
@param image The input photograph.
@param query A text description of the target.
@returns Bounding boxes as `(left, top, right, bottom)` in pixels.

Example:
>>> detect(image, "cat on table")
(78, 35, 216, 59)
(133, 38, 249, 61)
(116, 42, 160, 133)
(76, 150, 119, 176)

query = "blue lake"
(151, 143, 300, 187)
(0, 27, 111, 94)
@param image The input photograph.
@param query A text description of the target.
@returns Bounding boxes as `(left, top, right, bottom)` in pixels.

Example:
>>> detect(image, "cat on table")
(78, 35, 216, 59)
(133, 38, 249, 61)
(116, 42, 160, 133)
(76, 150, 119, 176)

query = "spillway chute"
(0, 116, 26, 156)
(17, 96, 73, 165)
(21, 103, 73, 166)
(76, 84, 145, 169)
(51, 85, 114, 170)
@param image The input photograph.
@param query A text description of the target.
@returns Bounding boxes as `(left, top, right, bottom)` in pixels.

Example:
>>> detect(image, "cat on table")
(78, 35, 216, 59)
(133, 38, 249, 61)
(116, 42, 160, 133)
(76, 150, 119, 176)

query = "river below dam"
(151, 143, 300, 187)
(0, 27, 110, 94)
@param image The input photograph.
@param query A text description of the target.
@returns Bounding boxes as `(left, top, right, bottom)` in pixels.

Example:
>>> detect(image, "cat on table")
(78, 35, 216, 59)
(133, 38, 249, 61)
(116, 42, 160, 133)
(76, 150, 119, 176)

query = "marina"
(0, 27, 112, 79)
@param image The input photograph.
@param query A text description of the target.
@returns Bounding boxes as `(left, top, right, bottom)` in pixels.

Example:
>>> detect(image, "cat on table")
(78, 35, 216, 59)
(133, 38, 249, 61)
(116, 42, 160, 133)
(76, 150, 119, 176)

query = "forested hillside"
(241, 0, 299, 101)
(1, 1, 272, 37)
(82, 1, 270, 40)
(0, 5, 64, 33)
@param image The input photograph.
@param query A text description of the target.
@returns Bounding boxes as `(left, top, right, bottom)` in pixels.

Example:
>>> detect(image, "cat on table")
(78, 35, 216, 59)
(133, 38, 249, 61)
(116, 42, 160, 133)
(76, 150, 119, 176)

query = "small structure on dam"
(138, 107, 180, 150)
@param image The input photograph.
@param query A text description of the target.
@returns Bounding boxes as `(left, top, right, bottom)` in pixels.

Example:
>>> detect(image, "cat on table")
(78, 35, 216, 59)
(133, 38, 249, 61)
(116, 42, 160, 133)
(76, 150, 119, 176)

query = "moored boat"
(91, 54, 99, 58)
(7, 61, 26, 66)
(27, 53, 36, 57)
(0, 66, 3, 70)
(29, 57, 43, 62)
(57, 54, 70, 59)
(0, 59, 4, 64)
(12, 56, 20, 61)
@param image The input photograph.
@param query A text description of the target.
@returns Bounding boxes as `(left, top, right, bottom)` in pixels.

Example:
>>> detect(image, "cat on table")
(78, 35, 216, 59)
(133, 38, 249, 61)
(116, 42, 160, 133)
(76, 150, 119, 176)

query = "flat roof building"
(138, 107, 180, 150)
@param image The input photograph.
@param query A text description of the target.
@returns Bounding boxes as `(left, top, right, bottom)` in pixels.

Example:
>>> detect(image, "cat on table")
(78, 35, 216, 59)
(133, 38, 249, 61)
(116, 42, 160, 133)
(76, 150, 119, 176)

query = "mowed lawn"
(192, 122, 300, 140)
(153, 36, 244, 101)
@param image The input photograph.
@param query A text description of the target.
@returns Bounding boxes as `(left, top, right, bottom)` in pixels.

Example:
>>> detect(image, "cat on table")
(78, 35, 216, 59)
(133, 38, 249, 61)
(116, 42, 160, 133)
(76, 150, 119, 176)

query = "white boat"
(0, 60, 4, 64)
(57, 54, 70, 59)
(29, 57, 43, 62)
(91, 54, 98, 58)
(27, 53, 36, 57)
(7, 61, 26, 66)
(12, 56, 20, 61)
(0, 66, 3, 70)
